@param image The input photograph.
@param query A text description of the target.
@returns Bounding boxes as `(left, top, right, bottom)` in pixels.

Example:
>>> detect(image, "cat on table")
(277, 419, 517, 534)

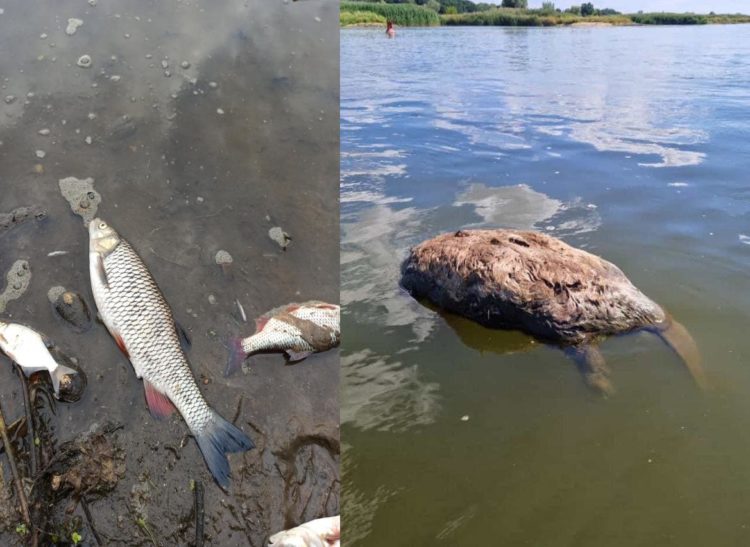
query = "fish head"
(89, 218, 120, 256)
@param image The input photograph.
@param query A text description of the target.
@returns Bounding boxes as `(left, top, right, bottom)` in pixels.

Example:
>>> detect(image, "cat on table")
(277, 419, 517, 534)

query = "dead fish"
(0, 321, 86, 402)
(268, 515, 340, 547)
(225, 301, 340, 376)
(88, 218, 253, 488)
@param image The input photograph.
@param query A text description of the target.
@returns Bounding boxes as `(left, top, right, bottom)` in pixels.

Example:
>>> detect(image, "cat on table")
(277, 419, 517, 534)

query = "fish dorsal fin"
(143, 380, 176, 419)
(94, 254, 110, 290)
(175, 321, 192, 352)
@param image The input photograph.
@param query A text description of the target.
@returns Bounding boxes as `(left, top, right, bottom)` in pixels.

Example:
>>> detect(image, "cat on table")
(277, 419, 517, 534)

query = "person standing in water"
(386, 20, 395, 38)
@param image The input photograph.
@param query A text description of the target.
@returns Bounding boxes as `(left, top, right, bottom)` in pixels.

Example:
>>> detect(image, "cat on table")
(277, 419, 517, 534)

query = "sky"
(529, 0, 749, 13)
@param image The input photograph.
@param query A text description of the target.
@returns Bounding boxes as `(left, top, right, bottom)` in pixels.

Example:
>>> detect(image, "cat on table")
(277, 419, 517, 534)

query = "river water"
(0, 1, 338, 544)
(341, 25, 750, 546)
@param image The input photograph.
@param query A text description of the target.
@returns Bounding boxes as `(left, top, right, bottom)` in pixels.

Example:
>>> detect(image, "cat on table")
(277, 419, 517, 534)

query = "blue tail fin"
(223, 337, 246, 377)
(194, 411, 254, 489)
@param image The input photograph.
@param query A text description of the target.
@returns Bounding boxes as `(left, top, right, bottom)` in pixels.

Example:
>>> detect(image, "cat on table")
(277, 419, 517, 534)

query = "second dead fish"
(225, 301, 340, 376)
(0, 321, 87, 402)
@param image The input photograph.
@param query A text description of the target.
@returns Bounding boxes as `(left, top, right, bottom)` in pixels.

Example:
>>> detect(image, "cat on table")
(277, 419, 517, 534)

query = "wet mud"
(0, 0, 338, 544)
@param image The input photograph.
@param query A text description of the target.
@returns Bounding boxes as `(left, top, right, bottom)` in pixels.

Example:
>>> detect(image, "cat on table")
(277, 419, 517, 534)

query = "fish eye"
(99, 222, 107, 229)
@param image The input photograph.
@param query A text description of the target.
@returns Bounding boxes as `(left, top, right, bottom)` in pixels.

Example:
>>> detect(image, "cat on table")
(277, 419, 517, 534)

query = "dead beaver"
(400, 229, 706, 395)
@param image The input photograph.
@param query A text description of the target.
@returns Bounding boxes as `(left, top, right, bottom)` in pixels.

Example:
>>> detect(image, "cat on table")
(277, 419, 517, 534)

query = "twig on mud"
(80, 496, 104, 546)
(19, 372, 38, 477)
(193, 480, 205, 547)
(232, 396, 243, 425)
(0, 399, 31, 525)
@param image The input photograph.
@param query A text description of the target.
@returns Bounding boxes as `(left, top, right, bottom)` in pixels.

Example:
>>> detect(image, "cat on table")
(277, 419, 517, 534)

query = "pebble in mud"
(35, 150, 46, 159)
(180, 60, 190, 69)
(269, 226, 292, 250)
(215, 250, 233, 277)
(77, 54, 92, 68)
(4, 95, 16, 104)
(58, 176, 101, 226)
(49, 287, 92, 333)
(65, 18, 83, 36)
(38, 128, 50, 136)
(0, 260, 31, 313)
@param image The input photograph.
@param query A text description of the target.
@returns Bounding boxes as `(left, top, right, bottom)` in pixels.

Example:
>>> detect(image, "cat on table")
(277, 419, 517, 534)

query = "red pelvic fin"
(144, 380, 176, 420)
(254, 315, 270, 332)
(114, 333, 129, 357)
(284, 304, 300, 313)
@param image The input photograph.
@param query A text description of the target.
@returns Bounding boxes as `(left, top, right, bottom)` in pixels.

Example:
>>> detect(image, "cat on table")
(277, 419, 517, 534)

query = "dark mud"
(0, 0, 339, 545)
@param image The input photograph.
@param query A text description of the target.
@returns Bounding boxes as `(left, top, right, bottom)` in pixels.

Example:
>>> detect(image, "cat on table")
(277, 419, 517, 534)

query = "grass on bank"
(340, 4, 750, 27)
(340, 9, 387, 26)
(441, 9, 631, 26)
(341, 2, 441, 27)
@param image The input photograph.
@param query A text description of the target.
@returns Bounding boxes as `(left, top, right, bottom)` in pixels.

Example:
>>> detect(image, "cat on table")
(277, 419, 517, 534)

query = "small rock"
(4, 95, 16, 104)
(35, 150, 46, 159)
(180, 60, 190, 69)
(196, 196, 204, 203)
(40, 33, 48, 39)
(87, 112, 96, 120)
(110, 74, 121, 82)
(461, 415, 470, 422)
(163, 70, 171, 77)
(208, 81, 218, 88)
(88, 0, 97, 5)
(161, 60, 169, 69)
(84, 136, 92, 145)
(145, 53, 153, 59)
(215, 250, 233, 265)
(123, 33, 131, 39)
(52, 290, 92, 333)
(38, 128, 50, 136)
(77, 54, 92, 68)
(208, 294, 217, 305)
(216, 108, 225, 115)
(66, 18, 83, 36)
(269, 226, 292, 250)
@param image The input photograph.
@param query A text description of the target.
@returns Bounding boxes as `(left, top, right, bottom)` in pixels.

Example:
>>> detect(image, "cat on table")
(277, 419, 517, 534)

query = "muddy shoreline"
(1, 0, 339, 545)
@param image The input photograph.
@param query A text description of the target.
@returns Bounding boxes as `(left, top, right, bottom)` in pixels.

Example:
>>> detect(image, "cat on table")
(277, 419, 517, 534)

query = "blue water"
(342, 25, 750, 546)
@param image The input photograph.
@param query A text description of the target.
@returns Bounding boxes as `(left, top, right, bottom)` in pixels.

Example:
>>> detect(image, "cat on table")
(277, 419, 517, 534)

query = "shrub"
(340, 10, 387, 26)
(340, 1, 441, 26)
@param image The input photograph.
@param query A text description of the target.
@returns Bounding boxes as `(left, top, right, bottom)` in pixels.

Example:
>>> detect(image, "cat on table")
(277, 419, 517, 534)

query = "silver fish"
(0, 321, 85, 401)
(225, 301, 340, 376)
(88, 218, 253, 488)
(268, 515, 340, 547)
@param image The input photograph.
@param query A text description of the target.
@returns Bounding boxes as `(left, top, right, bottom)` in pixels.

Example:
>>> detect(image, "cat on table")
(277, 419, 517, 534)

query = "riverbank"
(340, 5, 750, 27)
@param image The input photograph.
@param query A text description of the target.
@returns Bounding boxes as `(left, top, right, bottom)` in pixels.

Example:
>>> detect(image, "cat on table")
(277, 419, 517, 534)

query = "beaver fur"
(400, 229, 705, 395)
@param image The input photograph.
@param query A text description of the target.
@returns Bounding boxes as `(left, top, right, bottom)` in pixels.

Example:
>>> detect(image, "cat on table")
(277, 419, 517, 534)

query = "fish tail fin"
(50, 363, 78, 399)
(652, 317, 708, 389)
(223, 337, 247, 377)
(194, 410, 254, 489)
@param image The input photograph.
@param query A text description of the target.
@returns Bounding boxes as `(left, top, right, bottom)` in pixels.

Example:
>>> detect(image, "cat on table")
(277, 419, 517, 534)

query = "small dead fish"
(89, 218, 253, 488)
(0, 321, 86, 402)
(268, 515, 340, 547)
(225, 301, 340, 376)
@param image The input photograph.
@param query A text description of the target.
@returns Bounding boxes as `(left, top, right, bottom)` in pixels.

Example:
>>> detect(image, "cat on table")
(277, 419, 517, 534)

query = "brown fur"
(401, 229, 705, 392)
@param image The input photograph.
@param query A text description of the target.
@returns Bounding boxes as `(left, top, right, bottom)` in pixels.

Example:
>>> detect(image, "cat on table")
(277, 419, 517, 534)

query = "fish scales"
(103, 240, 211, 431)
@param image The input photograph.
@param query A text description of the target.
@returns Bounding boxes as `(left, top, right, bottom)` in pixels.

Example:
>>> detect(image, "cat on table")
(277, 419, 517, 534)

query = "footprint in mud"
(276, 431, 340, 525)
